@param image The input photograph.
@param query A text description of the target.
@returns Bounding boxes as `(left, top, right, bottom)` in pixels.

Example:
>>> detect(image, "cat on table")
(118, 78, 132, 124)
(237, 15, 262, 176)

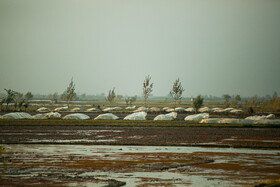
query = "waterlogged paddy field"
(0, 125, 280, 186)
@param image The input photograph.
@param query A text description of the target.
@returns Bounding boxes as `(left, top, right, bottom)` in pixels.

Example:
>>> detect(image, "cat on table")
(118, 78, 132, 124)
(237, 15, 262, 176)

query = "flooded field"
(1, 144, 280, 186)
(0, 125, 280, 186)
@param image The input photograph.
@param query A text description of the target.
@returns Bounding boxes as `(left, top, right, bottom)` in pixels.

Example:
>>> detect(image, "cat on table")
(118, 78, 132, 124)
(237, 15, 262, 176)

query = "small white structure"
(54, 106, 68, 112)
(154, 112, 177, 121)
(0, 112, 31, 119)
(198, 107, 212, 113)
(185, 107, 195, 112)
(37, 107, 50, 112)
(62, 113, 90, 120)
(45, 112, 61, 119)
(124, 112, 147, 120)
(94, 113, 119, 120)
(184, 113, 209, 122)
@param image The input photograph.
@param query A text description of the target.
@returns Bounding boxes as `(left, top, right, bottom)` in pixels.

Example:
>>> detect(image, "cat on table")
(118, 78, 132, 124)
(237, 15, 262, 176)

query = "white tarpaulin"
(37, 107, 50, 112)
(0, 112, 31, 119)
(62, 113, 90, 120)
(184, 113, 209, 122)
(94, 113, 119, 120)
(198, 107, 212, 113)
(200, 118, 280, 125)
(154, 112, 177, 121)
(124, 112, 147, 120)
(45, 112, 61, 119)
(54, 106, 68, 112)
(30, 114, 48, 119)
(185, 107, 195, 112)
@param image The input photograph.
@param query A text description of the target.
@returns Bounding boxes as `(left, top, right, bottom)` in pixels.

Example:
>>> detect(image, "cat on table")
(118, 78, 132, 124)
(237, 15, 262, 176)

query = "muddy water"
(1, 144, 279, 186)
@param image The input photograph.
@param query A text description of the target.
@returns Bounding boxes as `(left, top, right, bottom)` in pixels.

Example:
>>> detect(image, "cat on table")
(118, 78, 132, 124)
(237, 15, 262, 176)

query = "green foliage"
(223, 94, 231, 107)
(25, 92, 33, 100)
(193, 95, 204, 113)
(170, 78, 184, 109)
(143, 75, 153, 107)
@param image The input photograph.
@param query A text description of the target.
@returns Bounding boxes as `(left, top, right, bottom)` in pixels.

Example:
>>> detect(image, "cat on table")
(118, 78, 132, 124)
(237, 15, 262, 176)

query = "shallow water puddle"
(1, 144, 279, 186)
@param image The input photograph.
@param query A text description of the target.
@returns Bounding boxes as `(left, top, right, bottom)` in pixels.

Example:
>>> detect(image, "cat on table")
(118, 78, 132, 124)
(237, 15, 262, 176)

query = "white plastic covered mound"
(165, 108, 175, 112)
(133, 107, 150, 113)
(30, 114, 48, 119)
(45, 112, 61, 119)
(200, 118, 246, 124)
(245, 114, 275, 120)
(37, 107, 50, 112)
(223, 108, 235, 112)
(230, 109, 244, 114)
(184, 113, 209, 122)
(154, 112, 177, 121)
(94, 113, 119, 120)
(162, 107, 172, 112)
(150, 107, 161, 113)
(175, 107, 185, 112)
(212, 108, 224, 113)
(124, 112, 147, 120)
(54, 106, 68, 112)
(0, 112, 31, 119)
(62, 113, 90, 120)
(200, 118, 280, 125)
(185, 107, 195, 112)
(125, 106, 136, 110)
(71, 108, 82, 112)
(198, 107, 212, 113)
(86, 108, 100, 112)
(103, 107, 122, 112)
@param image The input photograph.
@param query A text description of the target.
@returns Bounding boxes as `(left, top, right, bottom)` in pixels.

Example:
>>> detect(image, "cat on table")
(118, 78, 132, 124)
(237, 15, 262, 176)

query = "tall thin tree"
(66, 78, 75, 108)
(170, 78, 184, 109)
(106, 88, 116, 106)
(143, 75, 153, 107)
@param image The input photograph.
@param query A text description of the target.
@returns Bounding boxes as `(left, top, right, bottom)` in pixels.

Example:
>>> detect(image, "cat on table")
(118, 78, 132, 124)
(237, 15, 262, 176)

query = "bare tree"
(106, 88, 116, 106)
(66, 78, 75, 108)
(170, 78, 184, 109)
(143, 75, 153, 107)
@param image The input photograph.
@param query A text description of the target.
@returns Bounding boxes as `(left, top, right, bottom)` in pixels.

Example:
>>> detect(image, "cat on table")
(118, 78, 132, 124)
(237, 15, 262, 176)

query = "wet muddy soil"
(1, 145, 279, 186)
(0, 125, 280, 186)
(0, 125, 280, 148)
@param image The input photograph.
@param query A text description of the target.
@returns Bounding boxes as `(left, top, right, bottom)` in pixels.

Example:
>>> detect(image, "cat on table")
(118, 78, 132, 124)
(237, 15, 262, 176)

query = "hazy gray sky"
(0, 0, 279, 97)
